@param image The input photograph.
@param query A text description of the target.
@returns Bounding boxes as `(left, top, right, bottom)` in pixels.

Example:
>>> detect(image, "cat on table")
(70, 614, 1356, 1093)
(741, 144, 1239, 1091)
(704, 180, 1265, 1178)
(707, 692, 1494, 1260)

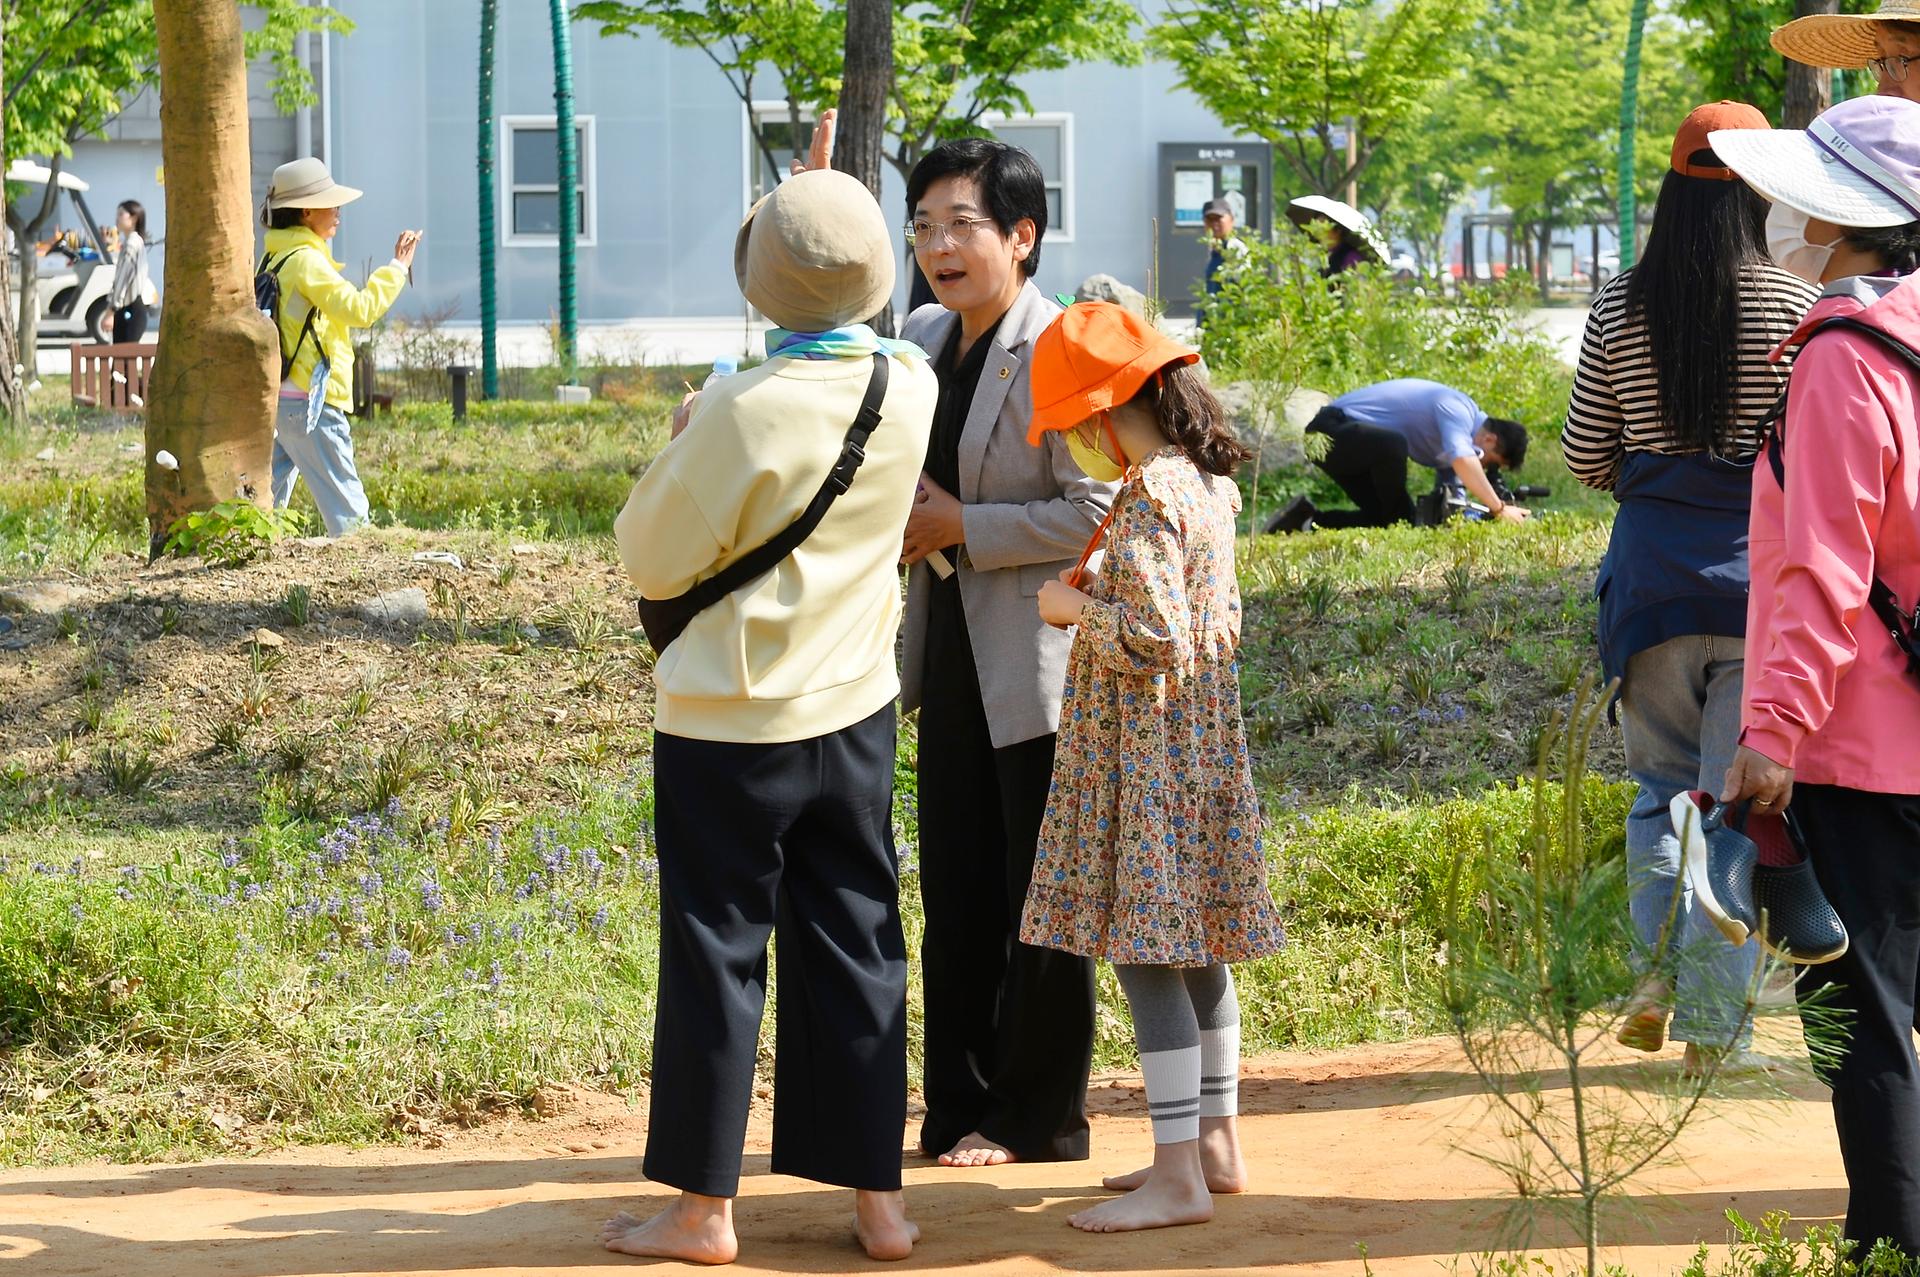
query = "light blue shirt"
(1329, 379, 1487, 471)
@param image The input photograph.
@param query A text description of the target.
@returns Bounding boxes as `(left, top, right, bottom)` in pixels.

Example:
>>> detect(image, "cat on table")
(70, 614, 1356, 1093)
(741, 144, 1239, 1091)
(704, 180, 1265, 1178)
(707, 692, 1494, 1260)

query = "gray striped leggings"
(1113, 964, 1241, 1144)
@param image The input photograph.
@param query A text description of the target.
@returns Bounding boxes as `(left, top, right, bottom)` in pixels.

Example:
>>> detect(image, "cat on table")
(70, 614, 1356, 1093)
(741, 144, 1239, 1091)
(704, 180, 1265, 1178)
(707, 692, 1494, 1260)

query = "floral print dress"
(1019, 447, 1285, 967)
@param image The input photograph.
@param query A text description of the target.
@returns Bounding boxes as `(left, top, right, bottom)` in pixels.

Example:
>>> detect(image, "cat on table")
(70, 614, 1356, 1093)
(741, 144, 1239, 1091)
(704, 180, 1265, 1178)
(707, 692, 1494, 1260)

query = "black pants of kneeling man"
(643, 703, 908, 1198)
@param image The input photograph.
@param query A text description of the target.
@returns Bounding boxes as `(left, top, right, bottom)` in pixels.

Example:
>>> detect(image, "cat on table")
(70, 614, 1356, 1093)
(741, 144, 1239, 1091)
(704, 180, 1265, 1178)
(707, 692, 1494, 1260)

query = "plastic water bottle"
(702, 356, 738, 391)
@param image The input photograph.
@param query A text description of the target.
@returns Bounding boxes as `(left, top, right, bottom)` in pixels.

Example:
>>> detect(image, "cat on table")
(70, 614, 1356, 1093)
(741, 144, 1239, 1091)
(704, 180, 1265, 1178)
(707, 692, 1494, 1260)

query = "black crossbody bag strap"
(265, 250, 320, 379)
(636, 352, 890, 653)
(1766, 315, 1920, 681)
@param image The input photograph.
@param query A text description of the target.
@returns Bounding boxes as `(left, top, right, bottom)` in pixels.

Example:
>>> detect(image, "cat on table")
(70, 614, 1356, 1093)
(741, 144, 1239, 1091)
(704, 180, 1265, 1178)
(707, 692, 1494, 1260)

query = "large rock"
(1209, 382, 1333, 467)
(357, 587, 429, 627)
(0, 582, 87, 615)
(1076, 274, 1148, 316)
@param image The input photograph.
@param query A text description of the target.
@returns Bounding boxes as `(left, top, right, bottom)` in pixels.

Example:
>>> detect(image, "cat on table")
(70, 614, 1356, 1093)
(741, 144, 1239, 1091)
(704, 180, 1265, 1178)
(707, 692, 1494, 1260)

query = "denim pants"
(272, 398, 368, 537)
(1619, 633, 1759, 1047)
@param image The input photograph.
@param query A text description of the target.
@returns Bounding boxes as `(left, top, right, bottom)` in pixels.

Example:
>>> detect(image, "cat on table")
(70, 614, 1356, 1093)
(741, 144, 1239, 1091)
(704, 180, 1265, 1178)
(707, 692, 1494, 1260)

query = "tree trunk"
(7, 164, 63, 379)
(146, 0, 280, 553)
(1783, 1, 1839, 127)
(837, 0, 895, 336)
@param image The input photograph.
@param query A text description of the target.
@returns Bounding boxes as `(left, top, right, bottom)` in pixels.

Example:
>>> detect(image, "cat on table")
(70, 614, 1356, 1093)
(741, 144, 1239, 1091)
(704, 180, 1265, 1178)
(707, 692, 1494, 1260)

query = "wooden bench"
(70, 342, 158, 412)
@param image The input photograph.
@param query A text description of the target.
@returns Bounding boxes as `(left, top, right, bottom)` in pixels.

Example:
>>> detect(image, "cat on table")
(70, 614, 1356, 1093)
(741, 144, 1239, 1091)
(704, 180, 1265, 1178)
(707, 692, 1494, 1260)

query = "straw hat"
(266, 157, 363, 210)
(1026, 302, 1200, 443)
(1771, 0, 1920, 71)
(734, 169, 894, 333)
(1711, 95, 1920, 227)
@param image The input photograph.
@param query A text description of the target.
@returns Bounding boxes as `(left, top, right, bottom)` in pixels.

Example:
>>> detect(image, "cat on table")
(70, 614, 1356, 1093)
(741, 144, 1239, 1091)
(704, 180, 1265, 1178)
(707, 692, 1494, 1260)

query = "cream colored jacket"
(615, 352, 938, 744)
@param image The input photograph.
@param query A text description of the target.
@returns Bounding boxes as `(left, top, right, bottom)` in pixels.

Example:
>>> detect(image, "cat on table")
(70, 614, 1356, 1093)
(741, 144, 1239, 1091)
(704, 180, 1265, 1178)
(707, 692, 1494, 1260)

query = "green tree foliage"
(5, 1, 350, 162)
(1457, 0, 1698, 296)
(885, 0, 1139, 177)
(580, 1, 1138, 186)
(1675, 0, 1877, 123)
(577, 1, 842, 196)
(1149, 0, 1485, 200)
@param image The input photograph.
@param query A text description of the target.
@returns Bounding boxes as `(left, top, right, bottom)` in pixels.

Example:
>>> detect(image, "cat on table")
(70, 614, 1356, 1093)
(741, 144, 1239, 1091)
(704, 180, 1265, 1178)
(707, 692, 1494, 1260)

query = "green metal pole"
(549, 0, 577, 379)
(1616, 0, 1649, 272)
(478, 0, 499, 400)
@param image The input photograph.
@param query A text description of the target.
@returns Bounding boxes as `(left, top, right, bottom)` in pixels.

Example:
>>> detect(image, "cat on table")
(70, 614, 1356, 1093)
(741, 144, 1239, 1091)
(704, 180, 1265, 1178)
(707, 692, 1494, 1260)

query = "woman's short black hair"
(117, 199, 146, 237)
(1844, 219, 1920, 276)
(1482, 417, 1530, 472)
(266, 206, 308, 230)
(905, 138, 1047, 278)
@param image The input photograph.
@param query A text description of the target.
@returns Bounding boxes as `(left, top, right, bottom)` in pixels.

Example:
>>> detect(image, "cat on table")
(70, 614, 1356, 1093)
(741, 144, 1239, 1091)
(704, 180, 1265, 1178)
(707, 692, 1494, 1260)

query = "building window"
(503, 115, 595, 245)
(984, 113, 1072, 241)
(745, 103, 814, 208)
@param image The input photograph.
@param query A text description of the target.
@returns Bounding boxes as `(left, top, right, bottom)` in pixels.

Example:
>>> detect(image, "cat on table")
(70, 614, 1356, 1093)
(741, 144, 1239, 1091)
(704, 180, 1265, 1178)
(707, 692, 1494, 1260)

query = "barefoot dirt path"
(0, 1036, 1845, 1276)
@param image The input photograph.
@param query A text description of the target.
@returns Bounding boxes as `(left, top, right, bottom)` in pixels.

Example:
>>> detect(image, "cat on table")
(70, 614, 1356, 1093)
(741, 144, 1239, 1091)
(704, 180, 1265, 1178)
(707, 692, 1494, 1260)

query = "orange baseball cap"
(1672, 100, 1770, 180)
(1026, 302, 1201, 445)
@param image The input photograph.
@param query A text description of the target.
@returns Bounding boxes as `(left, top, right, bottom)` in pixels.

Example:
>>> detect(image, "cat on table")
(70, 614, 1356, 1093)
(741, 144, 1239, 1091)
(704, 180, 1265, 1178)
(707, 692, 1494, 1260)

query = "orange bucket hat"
(1026, 302, 1201, 445)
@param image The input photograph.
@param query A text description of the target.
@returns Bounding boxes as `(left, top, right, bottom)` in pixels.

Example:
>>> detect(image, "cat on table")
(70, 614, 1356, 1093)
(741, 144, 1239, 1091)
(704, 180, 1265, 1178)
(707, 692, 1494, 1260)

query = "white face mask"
(1766, 202, 1837, 284)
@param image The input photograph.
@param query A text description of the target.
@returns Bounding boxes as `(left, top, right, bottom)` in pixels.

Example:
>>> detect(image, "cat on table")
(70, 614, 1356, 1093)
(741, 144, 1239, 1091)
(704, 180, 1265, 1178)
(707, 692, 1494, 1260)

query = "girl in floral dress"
(1021, 302, 1286, 1234)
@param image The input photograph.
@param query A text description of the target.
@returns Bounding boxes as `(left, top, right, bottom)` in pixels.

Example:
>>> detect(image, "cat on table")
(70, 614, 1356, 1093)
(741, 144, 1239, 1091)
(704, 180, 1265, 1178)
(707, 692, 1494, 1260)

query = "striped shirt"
(1563, 262, 1818, 490)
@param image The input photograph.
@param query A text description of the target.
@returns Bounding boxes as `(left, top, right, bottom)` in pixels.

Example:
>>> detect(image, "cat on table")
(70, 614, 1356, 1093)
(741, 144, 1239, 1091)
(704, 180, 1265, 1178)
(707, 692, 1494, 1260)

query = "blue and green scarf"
(767, 324, 926, 362)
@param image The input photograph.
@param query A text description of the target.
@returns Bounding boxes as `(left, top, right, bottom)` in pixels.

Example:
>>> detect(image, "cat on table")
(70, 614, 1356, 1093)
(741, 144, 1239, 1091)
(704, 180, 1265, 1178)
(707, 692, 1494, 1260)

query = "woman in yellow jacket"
(260, 157, 420, 535)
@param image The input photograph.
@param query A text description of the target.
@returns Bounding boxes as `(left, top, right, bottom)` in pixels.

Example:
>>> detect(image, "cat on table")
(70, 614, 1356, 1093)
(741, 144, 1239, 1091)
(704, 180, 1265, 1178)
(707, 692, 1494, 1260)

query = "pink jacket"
(1743, 275, 1920, 795)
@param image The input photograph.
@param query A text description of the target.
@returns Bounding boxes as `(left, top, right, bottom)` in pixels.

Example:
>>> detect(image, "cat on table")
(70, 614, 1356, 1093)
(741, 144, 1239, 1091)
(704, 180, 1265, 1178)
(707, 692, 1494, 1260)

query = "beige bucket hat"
(1772, 0, 1920, 71)
(734, 169, 894, 333)
(266, 157, 364, 211)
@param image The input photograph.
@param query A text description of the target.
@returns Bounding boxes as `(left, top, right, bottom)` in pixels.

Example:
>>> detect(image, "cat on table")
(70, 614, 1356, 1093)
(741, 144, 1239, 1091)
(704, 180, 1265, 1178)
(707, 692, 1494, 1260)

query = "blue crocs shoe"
(1748, 810, 1849, 966)
(1673, 791, 1758, 947)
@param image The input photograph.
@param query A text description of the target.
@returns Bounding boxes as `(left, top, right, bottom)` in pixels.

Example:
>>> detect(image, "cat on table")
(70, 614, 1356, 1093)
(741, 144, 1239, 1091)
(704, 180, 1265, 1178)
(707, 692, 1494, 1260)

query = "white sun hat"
(266, 157, 363, 211)
(1285, 195, 1390, 263)
(1710, 95, 1920, 228)
(1772, 0, 1920, 70)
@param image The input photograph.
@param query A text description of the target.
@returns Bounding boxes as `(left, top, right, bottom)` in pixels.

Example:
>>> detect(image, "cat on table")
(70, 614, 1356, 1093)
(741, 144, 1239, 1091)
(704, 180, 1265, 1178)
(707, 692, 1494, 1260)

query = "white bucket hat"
(266, 157, 363, 211)
(1285, 195, 1390, 263)
(1772, 0, 1920, 70)
(1710, 95, 1920, 228)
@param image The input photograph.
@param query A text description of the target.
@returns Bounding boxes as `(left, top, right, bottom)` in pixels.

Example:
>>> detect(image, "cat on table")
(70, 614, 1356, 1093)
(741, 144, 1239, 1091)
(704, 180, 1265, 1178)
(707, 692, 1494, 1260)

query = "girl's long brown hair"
(1134, 362, 1251, 477)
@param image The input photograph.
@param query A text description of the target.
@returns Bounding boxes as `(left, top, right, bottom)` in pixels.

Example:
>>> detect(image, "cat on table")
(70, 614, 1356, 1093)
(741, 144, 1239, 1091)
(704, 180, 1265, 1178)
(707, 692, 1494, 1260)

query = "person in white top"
(109, 200, 152, 343)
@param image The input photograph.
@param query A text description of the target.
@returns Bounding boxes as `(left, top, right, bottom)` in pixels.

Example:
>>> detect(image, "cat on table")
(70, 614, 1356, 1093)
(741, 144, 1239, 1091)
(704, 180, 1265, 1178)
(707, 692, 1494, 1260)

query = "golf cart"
(6, 160, 129, 345)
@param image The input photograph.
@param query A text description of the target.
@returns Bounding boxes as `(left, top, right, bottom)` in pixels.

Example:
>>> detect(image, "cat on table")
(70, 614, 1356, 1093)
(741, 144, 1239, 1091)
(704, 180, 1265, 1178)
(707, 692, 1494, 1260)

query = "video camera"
(1412, 468, 1548, 527)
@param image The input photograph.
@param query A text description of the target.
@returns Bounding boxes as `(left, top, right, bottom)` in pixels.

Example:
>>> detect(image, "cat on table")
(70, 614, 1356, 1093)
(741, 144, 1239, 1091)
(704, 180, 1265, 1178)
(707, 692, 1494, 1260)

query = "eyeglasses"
(904, 216, 992, 248)
(1870, 53, 1915, 83)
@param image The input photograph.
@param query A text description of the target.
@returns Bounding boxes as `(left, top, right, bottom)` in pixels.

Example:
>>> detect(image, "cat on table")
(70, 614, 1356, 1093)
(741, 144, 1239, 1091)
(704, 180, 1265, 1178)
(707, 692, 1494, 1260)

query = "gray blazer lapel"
(957, 282, 1051, 503)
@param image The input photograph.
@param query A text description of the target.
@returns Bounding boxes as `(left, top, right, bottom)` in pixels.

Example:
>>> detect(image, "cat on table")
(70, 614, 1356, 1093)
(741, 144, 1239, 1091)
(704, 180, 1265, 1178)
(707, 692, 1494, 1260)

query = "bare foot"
(853, 1190, 919, 1262)
(938, 1132, 1014, 1168)
(1070, 1167, 1213, 1233)
(600, 1196, 737, 1264)
(1102, 1118, 1246, 1194)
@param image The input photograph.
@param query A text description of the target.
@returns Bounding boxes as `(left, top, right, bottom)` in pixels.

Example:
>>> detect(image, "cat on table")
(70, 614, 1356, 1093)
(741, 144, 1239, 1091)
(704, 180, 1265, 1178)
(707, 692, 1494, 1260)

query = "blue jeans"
(1619, 633, 1759, 1048)
(272, 398, 368, 537)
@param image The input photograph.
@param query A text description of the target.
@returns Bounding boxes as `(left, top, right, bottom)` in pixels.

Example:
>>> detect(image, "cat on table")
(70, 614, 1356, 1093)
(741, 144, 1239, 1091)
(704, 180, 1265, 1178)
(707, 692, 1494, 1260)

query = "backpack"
(254, 249, 319, 381)
(1762, 315, 1920, 682)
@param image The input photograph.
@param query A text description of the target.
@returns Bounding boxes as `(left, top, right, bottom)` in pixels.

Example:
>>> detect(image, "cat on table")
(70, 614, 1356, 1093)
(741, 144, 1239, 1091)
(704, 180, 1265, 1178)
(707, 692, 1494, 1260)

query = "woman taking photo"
(259, 157, 419, 537)
(1562, 101, 1818, 1072)
(109, 199, 152, 343)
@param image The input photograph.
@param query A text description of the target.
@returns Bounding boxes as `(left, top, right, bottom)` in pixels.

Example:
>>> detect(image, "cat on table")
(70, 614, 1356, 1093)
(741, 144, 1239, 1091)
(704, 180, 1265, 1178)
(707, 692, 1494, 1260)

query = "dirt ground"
(0, 1034, 1846, 1277)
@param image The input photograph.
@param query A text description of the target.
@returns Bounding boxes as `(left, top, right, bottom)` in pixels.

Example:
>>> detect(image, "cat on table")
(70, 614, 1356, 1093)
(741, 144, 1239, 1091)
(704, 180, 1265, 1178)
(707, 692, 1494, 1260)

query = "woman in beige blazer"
(898, 138, 1116, 1168)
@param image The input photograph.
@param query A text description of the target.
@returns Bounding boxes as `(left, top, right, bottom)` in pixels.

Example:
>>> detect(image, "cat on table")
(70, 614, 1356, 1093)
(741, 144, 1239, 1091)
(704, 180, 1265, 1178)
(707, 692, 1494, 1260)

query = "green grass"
(0, 385, 1640, 1166)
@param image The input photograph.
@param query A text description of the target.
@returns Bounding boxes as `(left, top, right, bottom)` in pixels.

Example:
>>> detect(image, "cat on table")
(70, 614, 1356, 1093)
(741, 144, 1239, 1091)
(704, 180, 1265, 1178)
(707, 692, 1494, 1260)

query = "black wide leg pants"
(916, 580, 1095, 1162)
(1307, 407, 1419, 529)
(642, 704, 908, 1198)
(1794, 783, 1920, 1255)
